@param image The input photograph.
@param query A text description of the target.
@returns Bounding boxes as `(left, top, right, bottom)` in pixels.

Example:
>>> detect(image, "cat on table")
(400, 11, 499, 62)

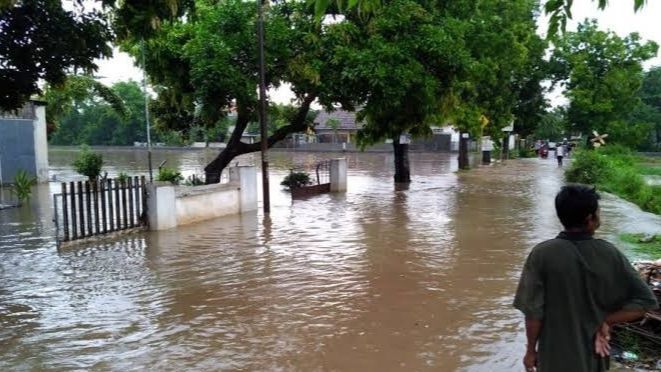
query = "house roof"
(314, 109, 363, 131)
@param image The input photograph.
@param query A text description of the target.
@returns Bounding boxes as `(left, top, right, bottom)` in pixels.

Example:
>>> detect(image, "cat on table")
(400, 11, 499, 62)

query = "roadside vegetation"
(565, 146, 661, 215)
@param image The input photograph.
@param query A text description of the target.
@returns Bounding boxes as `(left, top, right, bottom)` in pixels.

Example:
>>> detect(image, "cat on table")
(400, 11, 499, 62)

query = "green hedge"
(565, 147, 661, 215)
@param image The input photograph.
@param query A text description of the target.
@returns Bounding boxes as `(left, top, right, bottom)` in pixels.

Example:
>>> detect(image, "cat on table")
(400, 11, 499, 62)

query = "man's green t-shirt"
(513, 232, 658, 372)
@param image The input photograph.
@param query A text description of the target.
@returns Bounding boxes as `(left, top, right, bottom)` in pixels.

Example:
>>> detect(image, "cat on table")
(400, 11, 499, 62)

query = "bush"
(157, 167, 184, 185)
(117, 172, 130, 185)
(13, 170, 36, 205)
(281, 171, 312, 190)
(183, 174, 205, 186)
(73, 146, 103, 181)
(517, 147, 536, 158)
(565, 150, 613, 185)
(565, 149, 661, 215)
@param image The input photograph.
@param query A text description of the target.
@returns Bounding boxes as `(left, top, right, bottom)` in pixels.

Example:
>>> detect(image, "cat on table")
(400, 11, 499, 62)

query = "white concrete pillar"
(330, 158, 347, 192)
(230, 166, 258, 212)
(32, 103, 49, 183)
(146, 183, 177, 230)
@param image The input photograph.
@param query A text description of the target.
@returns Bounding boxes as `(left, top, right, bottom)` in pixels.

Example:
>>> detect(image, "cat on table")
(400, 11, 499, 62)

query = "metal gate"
(53, 176, 147, 247)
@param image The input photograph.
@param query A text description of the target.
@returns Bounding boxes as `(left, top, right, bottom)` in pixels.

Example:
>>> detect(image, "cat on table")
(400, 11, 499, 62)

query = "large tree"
(628, 66, 661, 150)
(549, 19, 658, 145)
(125, 0, 348, 183)
(49, 80, 154, 146)
(0, 0, 191, 112)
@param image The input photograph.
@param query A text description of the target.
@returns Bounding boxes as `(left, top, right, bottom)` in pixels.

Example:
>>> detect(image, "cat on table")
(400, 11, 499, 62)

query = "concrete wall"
(0, 101, 49, 183)
(147, 166, 257, 230)
(175, 183, 240, 225)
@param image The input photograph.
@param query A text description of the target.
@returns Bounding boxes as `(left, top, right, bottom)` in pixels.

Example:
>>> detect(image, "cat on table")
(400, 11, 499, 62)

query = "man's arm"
(525, 318, 542, 352)
(524, 318, 542, 370)
(604, 309, 647, 326)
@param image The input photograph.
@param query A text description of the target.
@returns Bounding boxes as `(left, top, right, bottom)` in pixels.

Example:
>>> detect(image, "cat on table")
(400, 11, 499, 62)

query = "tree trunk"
(393, 136, 411, 183)
(204, 94, 316, 184)
(501, 135, 509, 160)
(458, 133, 469, 170)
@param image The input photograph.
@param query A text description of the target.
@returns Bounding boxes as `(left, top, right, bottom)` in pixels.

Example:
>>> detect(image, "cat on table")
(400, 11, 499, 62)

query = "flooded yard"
(1, 148, 659, 370)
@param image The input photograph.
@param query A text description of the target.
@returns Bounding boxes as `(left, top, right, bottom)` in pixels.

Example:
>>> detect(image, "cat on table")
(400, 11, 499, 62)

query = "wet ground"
(1, 148, 659, 371)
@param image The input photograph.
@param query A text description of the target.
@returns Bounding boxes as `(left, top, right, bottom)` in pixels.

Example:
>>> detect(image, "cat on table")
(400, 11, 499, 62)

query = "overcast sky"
(94, 1, 661, 104)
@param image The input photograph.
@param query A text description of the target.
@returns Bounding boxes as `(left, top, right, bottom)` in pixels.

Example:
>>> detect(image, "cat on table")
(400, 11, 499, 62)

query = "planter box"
(291, 183, 331, 199)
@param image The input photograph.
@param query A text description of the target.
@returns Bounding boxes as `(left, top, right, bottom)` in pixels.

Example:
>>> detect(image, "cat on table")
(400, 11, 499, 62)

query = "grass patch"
(637, 165, 661, 176)
(618, 233, 661, 258)
(565, 147, 661, 214)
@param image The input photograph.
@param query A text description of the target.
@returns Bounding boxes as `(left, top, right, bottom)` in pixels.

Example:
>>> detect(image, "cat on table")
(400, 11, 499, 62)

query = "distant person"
(555, 143, 565, 166)
(513, 185, 657, 372)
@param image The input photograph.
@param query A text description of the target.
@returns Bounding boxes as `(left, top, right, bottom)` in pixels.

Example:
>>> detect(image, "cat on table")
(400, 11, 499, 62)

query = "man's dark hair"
(555, 184, 600, 229)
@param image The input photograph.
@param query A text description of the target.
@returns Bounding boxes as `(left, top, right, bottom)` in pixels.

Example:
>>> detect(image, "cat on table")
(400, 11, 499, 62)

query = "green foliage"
(281, 171, 312, 190)
(544, 0, 647, 37)
(637, 165, 661, 176)
(0, 0, 190, 112)
(535, 107, 567, 141)
(549, 20, 658, 148)
(183, 174, 205, 186)
(12, 170, 36, 204)
(73, 146, 104, 181)
(157, 167, 183, 185)
(44, 75, 127, 134)
(565, 149, 661, 214)
(0, 1, 111, 111)
(517, 147, 536, 158)
(630, 66, 661, 151)
(618, 233, 661, 259)
(117, 172, 130, 184)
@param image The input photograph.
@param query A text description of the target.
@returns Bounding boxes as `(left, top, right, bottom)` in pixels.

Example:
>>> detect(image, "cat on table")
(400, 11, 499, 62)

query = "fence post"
(93, 181, 100, 234)
(100, 180, 107, 234)
(133, 176, 141, 226)
(85, 181, 92, 236)
(114, 179, 121, 230)
(140, 176, 147, 227)
(122, 179, 128, 229)
(128, 177, 135, 228)
(78, 181, 85, 237)
(61, 183, 69, 241)
(108, 179, 114, 232)
(70, 181, 77, 240)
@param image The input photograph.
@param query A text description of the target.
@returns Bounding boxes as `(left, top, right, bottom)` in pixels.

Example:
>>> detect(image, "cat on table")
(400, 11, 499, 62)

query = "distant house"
(0, 100, 49, 183)
(314, 109, 364, 144)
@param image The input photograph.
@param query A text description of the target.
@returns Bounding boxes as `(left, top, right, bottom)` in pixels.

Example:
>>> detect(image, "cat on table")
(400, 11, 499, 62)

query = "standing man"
(513, 185, 657, 372)
(555, 142, 565, 166)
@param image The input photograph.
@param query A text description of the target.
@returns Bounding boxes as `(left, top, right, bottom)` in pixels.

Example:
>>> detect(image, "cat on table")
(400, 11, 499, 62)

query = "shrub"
(517, 147, 536, 158)
(13, 170, 37, 205)
(565, 150, 613, 185)
(73, 146, 103, 181)
(281, 171, 312, 190)
(157, 167, 184, 185)
(117, 172, 130, 185)
(184, 174, 205, 186)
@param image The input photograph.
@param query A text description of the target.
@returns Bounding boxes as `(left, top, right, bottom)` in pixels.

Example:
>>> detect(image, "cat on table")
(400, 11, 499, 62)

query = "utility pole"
(141, 39, 154, 183)
(257, 0, 270, 213)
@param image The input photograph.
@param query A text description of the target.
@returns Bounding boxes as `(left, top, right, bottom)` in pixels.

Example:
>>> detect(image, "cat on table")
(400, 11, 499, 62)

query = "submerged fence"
(53, 176, 147, 246)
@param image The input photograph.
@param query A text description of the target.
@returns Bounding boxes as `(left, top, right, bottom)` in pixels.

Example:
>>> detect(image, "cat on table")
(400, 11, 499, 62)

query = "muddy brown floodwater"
(1, 148, 659, 371)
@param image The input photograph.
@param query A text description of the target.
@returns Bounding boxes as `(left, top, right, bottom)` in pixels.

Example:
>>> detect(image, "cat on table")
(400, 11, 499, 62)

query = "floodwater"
(1, 147, 660, 371)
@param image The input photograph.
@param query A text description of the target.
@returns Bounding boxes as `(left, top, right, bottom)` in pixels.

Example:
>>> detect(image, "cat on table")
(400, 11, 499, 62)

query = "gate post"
(230, 166, 257, 213)
(146, 183, 177, 230)
(330, 158, 347, 192)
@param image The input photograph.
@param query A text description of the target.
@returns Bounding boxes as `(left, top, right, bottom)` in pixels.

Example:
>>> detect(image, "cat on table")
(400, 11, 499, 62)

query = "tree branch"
(242, 93, 317, 153)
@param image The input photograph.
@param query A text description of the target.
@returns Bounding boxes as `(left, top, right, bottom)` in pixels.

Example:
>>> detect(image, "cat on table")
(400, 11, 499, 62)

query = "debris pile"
(611, 259, 661, 369)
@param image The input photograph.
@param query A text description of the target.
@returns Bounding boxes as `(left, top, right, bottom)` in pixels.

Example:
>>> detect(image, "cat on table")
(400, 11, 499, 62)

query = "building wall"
(0, 102, 49, 183)
(0, 118, 37, 183)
